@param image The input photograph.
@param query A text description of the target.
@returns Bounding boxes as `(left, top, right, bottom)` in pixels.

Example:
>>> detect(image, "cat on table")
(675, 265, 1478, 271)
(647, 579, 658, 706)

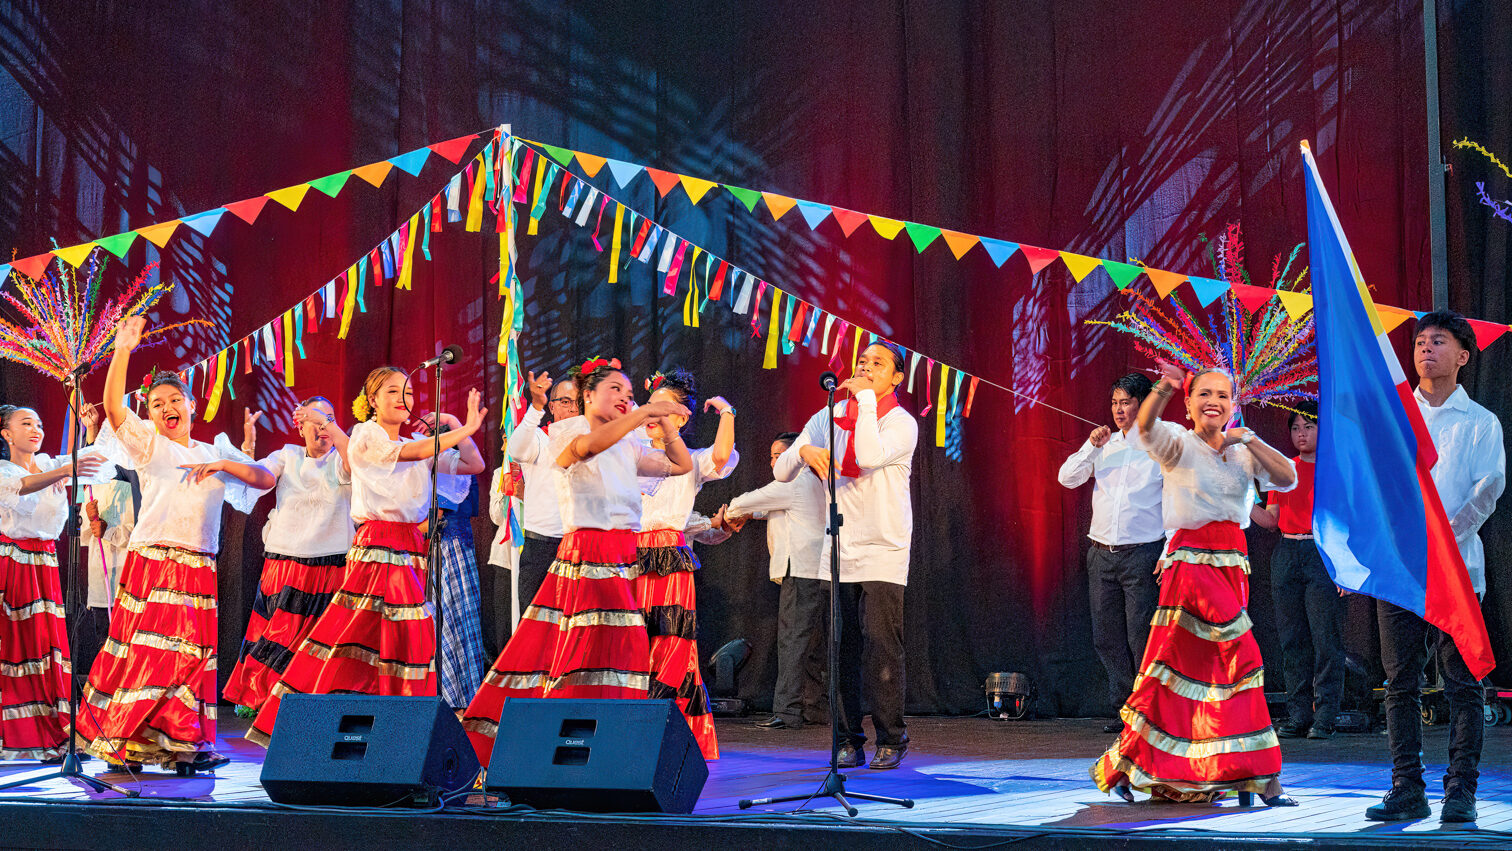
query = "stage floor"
(0, 715, 1507, 847)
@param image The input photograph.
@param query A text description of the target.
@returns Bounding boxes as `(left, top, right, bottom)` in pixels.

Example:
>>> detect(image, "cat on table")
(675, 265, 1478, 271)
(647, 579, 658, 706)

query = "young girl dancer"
(0, 405, 105, 761)
(223, 398, 353, 715)
(1092, 363, 1298, 806)
(79, 316, 274, 772)
(463, 358, 691, 766)
(248, 367, 485, 746)
(633, 368, 737, 760)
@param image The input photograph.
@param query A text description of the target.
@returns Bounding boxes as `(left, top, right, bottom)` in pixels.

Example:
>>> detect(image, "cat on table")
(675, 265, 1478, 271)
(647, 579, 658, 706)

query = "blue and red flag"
(1303, 141, 1494, 679)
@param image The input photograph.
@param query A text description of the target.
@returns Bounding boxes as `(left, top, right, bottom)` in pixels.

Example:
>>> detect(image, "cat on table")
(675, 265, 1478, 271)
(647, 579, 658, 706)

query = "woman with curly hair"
(464, 357, 691, 766)
(248, 366, 485, 746)
(80, 316, 274, 773)
(632, 367, 737, 760)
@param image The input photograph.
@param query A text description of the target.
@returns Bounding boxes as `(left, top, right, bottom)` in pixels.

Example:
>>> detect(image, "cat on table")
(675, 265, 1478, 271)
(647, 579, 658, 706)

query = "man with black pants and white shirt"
(1057, 373, 1164, 733)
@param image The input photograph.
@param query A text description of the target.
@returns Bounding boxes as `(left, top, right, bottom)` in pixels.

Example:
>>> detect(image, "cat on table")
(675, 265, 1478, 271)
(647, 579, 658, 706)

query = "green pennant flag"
(309, 170, 354, 197)
(1103, 260, 1144, 290)
(540, 143, 575, 167)
(723, 185, 762, 213)
(96, 231, 138, 259)
(904, 222, 942, 253)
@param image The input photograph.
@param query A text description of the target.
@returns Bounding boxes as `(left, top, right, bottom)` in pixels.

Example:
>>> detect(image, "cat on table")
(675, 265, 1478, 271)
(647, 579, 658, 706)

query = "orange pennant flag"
(1059, 252, 1102, 283)
(574, 152, 608, 177)
(1376, 306, 1415, 334)
(1143, 268, 1188, 298)
(868, 215, 905, 239)
(679, 175, 718, 204)
(762, 192, 798, 221)
(645, 168, 682, 197)
(940, 230, 979, 260)
(267, 183, 312, 211)
(352, 160, 394, 187)
(136, 220, 183, 248)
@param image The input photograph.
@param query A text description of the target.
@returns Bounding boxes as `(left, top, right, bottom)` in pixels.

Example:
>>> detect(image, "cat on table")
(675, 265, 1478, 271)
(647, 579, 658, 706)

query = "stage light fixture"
(985, 672, 1034, 720)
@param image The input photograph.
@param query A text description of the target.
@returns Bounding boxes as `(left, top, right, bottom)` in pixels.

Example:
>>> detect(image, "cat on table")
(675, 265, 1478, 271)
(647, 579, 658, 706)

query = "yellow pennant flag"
(396, 215, 420, 290)
(267, 184, 312, 212)
(527, 155, 547, 235)
(465, 155, 488, 232)
(498, 238, 514, 365)
(851, 325, 864, 372)
(936, 365, 951, 447)
(136, 220, 182, 248)
(608, 204, 625, 283)
(53, 242, 98, 268)
(763, 290, 784, 368)
(201, 350, 228, 421)
(338, 266, 359, 339)
(282, 311, 296, 386)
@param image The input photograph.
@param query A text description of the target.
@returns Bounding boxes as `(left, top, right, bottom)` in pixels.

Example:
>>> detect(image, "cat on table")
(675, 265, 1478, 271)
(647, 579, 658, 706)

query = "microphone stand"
(0, 371, 133, 795)
(739, 378, 912, 816)
(422, 360, 448, 704)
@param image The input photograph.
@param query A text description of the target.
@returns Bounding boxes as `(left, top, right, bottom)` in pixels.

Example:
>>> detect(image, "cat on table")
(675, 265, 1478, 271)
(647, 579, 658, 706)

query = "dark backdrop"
(1, 0, 1508, 718)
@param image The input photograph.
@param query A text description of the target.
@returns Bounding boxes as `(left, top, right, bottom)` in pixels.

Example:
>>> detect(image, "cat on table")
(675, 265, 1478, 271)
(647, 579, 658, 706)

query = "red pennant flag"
(829, 320, 851, 369)
(9, 253, 53, 281)
(241, 337, 253, 374)
(1230, 283, 1277, 314)
(1018, 245, 1061, 274)
(964, 377, 980, 417)
(788, 302, 811, 343)
(629, 218, 653, 256)
(919, 359, 937, 416)
(1467, 319, 1509, 350)
(645, 168, 682, 197)
(709, 261, 729, 300)
(428, 134, 477, 164)
(225, 196, 272, 225)
(431, 193, 444, 231)
(831, 208, 869, 237)
(513, 148, 535, 204)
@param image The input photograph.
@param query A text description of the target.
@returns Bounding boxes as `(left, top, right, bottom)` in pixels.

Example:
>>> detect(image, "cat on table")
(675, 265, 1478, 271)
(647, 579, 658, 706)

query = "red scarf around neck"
(834, 393, 899, 477)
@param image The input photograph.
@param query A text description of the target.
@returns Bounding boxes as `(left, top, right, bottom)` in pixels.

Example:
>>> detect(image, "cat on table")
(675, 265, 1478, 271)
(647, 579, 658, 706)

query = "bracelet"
(719, 406, 737, 417)
(1153, 384, 1174, 397)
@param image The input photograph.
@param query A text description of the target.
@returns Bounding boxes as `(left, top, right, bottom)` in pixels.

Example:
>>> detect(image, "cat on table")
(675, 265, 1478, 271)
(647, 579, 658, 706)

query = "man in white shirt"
(725, 431, 828, 730)
(1368, 311, 1505, 824)
(1058, 373, 1165, 733)
(499, 369, 579, 645)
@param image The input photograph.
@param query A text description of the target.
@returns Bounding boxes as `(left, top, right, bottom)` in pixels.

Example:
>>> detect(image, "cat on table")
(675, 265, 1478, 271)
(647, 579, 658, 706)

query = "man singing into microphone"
(774, 342, 918, 770)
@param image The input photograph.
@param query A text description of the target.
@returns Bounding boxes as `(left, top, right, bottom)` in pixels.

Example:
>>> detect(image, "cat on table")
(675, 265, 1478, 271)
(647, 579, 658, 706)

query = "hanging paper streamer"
(762, 290, 784, 369)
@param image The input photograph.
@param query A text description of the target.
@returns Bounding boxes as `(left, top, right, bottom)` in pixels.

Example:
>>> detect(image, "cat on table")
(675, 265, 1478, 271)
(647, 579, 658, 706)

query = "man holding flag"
(1303, 141, 1504, 825)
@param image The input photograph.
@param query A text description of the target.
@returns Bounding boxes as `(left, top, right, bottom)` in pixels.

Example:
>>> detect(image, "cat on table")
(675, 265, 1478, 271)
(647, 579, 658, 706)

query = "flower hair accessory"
(578, 356, 621, 375)
(646, 371, 666, 392)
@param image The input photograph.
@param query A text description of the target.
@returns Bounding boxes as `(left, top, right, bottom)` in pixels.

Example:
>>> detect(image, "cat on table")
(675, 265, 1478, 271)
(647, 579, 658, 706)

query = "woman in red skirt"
(80, 316, 274, 772)
(224, 397, 353, 715)
(0, 405, 105, 761)
(247, 367, 485, 746)
(633, 368, 737, 760)
(1092, 363, 1299, 806)
(464, 357, 691, 766)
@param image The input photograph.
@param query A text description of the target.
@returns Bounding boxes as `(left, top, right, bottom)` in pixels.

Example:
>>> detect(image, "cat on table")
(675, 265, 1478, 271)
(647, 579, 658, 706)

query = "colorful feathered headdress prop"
(1089, 223, 1317, 413)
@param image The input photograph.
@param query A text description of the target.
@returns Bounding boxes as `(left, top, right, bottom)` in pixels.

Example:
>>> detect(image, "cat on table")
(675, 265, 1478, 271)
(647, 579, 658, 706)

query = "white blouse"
(0, 456, 73, 541)
(83, 478, 134, 608)
(96, 410, 261, 554)
(640, 446, 739, 533)
(547, 415, 676, 533)
(505, 406, 566, 537)
(774, 389, 918, 586)
(347, 421, 461, 524)
(1134, 420, 1295, 531)
(259, 445, 355, 558)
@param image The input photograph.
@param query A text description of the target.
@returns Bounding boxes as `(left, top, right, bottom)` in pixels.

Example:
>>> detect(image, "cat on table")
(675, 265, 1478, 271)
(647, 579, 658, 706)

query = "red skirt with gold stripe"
(633, 528, 717, 760)
(223, 552, 345, 713)
(76, 545, 218, 765)
(247, 521, 435, 747)
(0, 536, 72, 760)
(464, 528, 650, 766)
(1091, 521, 1281, 800)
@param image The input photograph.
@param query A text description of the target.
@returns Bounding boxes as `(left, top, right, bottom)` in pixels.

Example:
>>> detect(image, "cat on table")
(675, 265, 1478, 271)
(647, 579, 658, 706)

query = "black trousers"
(1087, 540, 1162, 707)
(837, 581, 906, 749)
(1271, 537, 1345, 729)
(516, 533, 559, 618)
(771, 567, 829, 725)
(1378, 599, 1485, 794)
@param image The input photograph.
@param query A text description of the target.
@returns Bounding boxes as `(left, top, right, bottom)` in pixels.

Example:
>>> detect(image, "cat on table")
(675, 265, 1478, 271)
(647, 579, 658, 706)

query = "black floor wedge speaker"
(260, 695, 481, 806)
(484, 698, 708, 813)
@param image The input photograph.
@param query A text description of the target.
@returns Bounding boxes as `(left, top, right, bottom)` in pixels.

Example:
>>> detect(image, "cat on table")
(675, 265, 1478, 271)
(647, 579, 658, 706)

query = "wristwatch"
(1240, 431, 1255, 445)
(721, 406, 737, 417)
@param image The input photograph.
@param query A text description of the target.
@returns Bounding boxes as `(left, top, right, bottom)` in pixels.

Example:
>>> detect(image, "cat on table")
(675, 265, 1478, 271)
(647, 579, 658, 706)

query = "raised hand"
(639, 400, 691, 420)
(179, 460, 227, 484)
(1221, 427, 1254, 447)
(799, 444, 832, 481)
(1090, 425, 1112, 447)
(114, 316, 146, 353)
(79, 402, 101, 433)
(71, 452, 105, 478)
(703, 396, 733, 415)
(527, 371, 552, 410)
(1155, 360, 1184, 390)
(838, 375, 869, 396)
(463, 388, 488, 433)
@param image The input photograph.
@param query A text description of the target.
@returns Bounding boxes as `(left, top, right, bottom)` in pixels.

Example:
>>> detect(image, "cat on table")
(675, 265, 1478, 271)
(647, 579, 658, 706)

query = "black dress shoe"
(868, 745, 907, 770)
(1103, 721, 1124, 734)
(1365, 785, 1431, 821)
(755, 716, 795, 729)
(836, 744, 864, 768)
(1275, 721, 1309, 739)
(1441, 786, 1478, 823)
(1305, 725, 1333, 740)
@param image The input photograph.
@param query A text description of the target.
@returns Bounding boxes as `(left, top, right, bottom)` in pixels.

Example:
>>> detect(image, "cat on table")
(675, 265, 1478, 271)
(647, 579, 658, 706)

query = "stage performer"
(774, 341, 918, 771)
(1057, 373, 1165, 734)
(1248, 401, 1343, 741)
(1092, 362, 1297, 806)
(80, 316, 274, 772)
(0, 405, 105, 761)
(223, 398, 354, 715)
(632, 368, 738, 760)
(463, 357, 690, 766)
(247, 367, 485, 746)
(1366, 311, 1504, 824)
(725, 431, 829, 732)
(496, 369, 580, 645)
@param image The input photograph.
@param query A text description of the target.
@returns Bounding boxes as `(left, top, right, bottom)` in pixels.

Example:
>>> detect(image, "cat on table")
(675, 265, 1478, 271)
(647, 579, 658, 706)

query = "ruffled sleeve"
(213, 433, 264, 514)
(259, 448, 288, 482)
(692, 446, 739, 486)
(348, 421, 401, 477)
(94, 408, 159, 470)
(0, 463, 23, 510)
(1132, 420, 1186, 471)
(1245, 446, 1297, 494)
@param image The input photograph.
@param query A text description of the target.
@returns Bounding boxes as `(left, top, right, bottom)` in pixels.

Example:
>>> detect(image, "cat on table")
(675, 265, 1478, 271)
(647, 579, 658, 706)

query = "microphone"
(419, 344, 464, 369)
(818, 371, 839, 392)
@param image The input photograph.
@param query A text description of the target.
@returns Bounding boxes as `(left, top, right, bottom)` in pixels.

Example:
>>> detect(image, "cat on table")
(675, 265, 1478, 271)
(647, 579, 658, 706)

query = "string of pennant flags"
(516, 137, 1512, 351)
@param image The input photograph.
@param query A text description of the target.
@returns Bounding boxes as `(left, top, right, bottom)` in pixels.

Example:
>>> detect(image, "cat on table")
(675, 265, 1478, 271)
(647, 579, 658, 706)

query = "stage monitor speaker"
(484, 698, 708, 814)
(260, 694, 481, 807)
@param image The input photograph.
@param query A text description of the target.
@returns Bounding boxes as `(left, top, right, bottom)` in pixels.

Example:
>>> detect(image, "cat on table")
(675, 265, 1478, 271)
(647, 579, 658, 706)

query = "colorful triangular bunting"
(724, 185, 761, 212)
(136, 220, 182, 248)
(352, 160, 394, 187)
(645, 168, 682, 197)
(224, 196, 271, 225)
(267, 184, 312, 211)
(1230, 283, 1276, 314)
(679, 175, 718, 204)
(1018, 245, 1061, 274)
(1103, 260, 1143, 290)
(1187, 275, 1229, 307)
(96, 231, 138, 259)
(1144, 268, 1187, 298)
(940, 230, 979, 260)
(605, 159, 644, 188)
(762, 192, 798, 221)
(1275, 289, 1313, 320)
(795, 200, 832, 230)
(868, 215, 906, 239)
(429, 134, 477, 164)
(1375, 306, 1415, 334)
(9, 253, 53, 281)
(308, 170, 353, 197)
(1467, 318, 1509, 350)
(574, 152, 607, 177)
(53, 243, 97, 268)
(389, 147, 432, 176)
(831, 208, 868, 237)
(1058, 252, 1101, 282)
(904, 223, 942, 253)
(979, 238, 1020, 267)
(183, 209, 228, 237)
